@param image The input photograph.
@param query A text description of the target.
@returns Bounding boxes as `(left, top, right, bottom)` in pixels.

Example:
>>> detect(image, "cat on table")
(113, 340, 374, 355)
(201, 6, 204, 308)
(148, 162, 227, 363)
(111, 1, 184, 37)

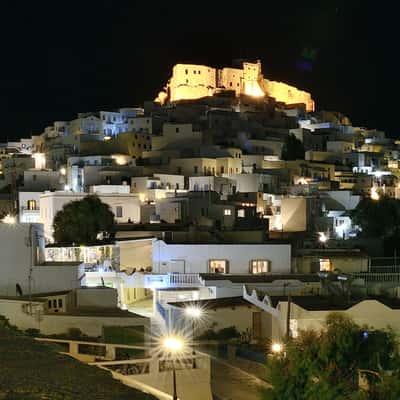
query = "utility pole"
(286, 294, 291, 340)
(28, 224, 33, 315)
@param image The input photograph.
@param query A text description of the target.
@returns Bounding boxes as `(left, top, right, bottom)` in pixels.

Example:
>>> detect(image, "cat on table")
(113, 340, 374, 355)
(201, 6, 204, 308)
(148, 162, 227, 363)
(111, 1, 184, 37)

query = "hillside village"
(1, 59, 400, 398)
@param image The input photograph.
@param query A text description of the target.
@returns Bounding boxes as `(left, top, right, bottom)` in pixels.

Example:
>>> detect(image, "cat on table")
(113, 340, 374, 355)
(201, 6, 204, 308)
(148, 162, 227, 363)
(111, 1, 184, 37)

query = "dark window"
(194, 166, 198, 174)
(48, 300, 51, 308)
(176, 127, 180, 133)
(116, 206, 123, 218)
(53, 299, 57, 308)
(58, 299, 63, 308)
(185, 69, 188, 74)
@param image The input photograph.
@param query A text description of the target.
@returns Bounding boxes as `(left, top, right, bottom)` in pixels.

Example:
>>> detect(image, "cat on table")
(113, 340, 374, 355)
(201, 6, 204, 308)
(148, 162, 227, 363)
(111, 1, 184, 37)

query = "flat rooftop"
(270, 295, 400, 311)
(199, 273, 320, 283)
(168, 296, 251, 309)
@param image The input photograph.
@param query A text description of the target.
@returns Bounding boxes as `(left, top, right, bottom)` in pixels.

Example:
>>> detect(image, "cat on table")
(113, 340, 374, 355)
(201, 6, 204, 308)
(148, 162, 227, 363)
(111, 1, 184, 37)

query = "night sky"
(1, 1, 398, 140)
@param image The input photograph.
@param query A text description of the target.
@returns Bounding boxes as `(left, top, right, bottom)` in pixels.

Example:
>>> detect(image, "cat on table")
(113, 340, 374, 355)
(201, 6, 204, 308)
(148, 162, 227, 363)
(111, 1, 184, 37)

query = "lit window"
(209, 260, 228, 273)
(27, 200, 36, 210)
(116, 206, 123, 218)
(237, 209, 245, 218)
(224, 209, 232, 216)
(251, 260, 270, 274)
(319, 258, 332, 272)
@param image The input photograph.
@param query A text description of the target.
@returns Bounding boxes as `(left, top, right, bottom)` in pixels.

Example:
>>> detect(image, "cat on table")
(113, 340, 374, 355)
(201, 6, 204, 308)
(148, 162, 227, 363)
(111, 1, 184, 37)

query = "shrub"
(25, 328, 41, 337)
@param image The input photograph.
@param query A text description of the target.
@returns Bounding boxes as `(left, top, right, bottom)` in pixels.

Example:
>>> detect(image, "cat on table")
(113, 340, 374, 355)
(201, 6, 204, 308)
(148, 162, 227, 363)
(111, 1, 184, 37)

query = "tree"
(281, 134, 305, 160)
(350, 196, 400, 255)
(53, 195, 115, 245)
(350, 196, 400, 239)
(261, 313, 400, 400)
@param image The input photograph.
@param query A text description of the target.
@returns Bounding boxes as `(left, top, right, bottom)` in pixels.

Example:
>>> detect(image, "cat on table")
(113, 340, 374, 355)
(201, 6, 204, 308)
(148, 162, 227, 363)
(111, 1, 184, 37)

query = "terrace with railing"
(35, 337, 212, 400)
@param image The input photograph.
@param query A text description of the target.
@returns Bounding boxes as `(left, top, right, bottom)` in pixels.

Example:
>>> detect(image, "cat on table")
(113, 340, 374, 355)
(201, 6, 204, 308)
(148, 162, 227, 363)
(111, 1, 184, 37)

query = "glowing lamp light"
(2, 214, 16, 224)
(64, 184, 70, 191)
(370, 187, 380, 201)
(32, 152, 46, 169)
(59, 167, 66, 176)
(271, 342, 283, 354)
(104, 136, 112, 141)
(162, 336, 184, 354)
(185, 306, 202, 319)
(318, 232, 328, 243)
(139, 193, 146, 202)
(112, 155, 127, 166)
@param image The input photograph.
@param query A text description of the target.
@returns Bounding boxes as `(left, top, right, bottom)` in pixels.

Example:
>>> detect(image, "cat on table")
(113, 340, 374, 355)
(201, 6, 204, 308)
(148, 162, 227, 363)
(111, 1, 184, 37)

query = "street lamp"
(162, 335, 185, 400)
(271, 342, 283, 354)
(318, 232, 328, 244)
(185, 306, 202, 367)
(2, 214, 16, 224)
(271, 341, 287, 359)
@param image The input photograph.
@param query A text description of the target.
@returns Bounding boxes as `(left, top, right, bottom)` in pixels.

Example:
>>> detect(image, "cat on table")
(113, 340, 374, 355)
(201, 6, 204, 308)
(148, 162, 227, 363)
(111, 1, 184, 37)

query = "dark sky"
(1, 0, 398, 140)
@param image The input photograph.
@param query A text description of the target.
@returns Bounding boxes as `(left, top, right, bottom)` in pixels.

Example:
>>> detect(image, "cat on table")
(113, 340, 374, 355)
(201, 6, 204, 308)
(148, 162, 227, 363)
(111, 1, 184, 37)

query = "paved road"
(211, 357, 271, 400)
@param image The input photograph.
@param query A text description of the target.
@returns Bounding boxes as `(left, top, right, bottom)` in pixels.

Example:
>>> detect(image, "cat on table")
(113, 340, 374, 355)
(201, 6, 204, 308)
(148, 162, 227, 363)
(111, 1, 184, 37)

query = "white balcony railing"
(144, 273, 203, 288)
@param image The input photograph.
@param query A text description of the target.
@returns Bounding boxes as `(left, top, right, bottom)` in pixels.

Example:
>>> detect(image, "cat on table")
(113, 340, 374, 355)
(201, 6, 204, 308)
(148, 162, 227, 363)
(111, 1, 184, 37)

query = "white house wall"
(152, 240, 291, 274)
(0, 299, 149, 337)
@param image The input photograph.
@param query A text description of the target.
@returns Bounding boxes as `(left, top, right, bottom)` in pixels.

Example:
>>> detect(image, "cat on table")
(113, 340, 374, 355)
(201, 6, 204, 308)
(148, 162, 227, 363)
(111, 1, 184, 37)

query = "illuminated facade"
(156, 60, 315, 111)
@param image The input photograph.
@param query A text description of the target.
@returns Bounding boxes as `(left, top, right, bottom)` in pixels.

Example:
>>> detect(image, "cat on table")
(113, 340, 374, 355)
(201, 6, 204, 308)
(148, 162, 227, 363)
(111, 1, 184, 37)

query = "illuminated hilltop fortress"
(155, 60, 315, 111)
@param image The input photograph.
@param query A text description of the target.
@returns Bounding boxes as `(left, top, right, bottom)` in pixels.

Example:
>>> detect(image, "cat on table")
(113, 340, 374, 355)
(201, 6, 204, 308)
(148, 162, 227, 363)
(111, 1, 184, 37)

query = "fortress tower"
(155, 60, 315, 112)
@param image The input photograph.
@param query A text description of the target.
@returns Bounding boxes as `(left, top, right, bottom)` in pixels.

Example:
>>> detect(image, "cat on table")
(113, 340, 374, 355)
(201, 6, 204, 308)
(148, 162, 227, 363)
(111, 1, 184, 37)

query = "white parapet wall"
(0, 298, 149, 337)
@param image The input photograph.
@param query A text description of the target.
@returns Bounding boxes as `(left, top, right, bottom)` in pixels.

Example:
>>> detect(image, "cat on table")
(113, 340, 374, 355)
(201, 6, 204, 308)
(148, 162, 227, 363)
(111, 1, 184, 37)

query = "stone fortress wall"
(156, 60, 315, 111)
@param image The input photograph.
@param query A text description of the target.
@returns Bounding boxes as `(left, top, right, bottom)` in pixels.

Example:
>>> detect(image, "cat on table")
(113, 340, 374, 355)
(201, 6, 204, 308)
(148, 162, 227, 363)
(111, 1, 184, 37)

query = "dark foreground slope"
(0, 326, 155, 400)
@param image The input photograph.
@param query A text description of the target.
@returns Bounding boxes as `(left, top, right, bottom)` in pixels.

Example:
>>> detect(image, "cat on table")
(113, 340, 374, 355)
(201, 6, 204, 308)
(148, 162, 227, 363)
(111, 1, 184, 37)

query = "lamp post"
(185, 306, 202, 368)
(162, 336, 184, 400)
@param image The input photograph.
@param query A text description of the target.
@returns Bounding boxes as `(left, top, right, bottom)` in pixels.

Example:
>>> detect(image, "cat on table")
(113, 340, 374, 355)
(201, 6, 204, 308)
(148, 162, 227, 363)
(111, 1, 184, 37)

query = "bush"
(0, 315, 21, 334)
(197, 326, 240, 341)
(25, 328, 40, 337)
(218, 326, 240, 340)
(67, 328, 84, 340)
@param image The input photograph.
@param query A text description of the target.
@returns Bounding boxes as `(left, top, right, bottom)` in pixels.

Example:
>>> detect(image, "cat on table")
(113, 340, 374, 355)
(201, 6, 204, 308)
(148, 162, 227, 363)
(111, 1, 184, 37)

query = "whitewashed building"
(152, 240, 291, 274)
(39, 191, 141, 241)
(0, 223, 83, 297)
